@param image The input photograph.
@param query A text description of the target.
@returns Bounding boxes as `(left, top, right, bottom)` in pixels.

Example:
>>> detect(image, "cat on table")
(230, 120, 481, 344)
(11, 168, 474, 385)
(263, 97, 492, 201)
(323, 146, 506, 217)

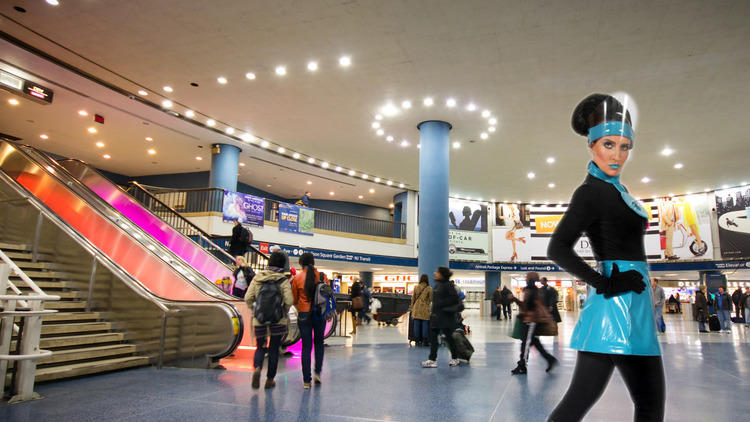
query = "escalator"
(0, 141, 243, 380)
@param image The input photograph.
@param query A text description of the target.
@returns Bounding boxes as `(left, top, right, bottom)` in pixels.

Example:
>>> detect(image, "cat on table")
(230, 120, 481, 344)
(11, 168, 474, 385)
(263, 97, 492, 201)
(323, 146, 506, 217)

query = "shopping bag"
(510, 314, 523, 340)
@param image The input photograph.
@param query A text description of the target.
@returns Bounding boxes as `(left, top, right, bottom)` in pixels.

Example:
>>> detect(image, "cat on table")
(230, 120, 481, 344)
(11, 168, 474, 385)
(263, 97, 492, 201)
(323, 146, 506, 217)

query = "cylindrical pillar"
(209, 143, 241, 191)
(359, 271, 373, 289)
(417, 120, 451, 284)
(484, 271, 501, 300)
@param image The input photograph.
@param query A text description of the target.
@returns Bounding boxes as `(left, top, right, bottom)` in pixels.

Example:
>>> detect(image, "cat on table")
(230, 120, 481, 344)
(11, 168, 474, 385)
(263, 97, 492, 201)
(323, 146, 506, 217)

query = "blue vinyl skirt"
(569, 260, 661, 356)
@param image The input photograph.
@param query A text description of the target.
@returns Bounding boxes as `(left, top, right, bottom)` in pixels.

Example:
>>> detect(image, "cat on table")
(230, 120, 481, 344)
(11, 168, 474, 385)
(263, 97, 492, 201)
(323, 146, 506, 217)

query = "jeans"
(413, 318, 429, 342)
(518, 322, 553, 367)
(428, 327, 457, 361)
(653, 306, 665, 333)
(298, 312, 325, 383)
(746, 307, 750, 326)
(717, 309, 732, 331)
(502, 303, 512, 319)
(253, 334, 282, 379)
(698, 319, 707, 332)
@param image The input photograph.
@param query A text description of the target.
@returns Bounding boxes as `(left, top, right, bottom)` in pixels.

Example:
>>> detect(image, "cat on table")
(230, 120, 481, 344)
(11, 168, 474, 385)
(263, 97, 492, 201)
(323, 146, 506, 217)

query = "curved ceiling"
(1, 0, 750, 204)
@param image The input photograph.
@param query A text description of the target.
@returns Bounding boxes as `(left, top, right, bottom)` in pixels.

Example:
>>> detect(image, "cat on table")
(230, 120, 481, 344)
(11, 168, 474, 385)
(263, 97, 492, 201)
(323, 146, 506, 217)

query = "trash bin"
(481, 299, 492, 317)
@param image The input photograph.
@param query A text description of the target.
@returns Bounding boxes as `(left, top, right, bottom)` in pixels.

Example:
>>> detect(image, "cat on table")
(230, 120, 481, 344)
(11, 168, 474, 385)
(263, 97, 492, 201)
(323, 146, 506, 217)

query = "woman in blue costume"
(547, 94, 664, 422)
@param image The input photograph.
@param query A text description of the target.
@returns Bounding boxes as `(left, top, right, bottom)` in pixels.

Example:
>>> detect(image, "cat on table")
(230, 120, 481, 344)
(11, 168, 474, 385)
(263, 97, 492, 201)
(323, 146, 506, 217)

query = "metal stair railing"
(0, 249, 60, 403)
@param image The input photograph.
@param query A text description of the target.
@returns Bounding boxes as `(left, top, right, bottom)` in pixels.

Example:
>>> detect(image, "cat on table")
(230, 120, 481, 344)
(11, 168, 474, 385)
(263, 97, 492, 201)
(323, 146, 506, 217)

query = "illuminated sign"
(0, 70, 54, 104)
(22, 81, 53, 104)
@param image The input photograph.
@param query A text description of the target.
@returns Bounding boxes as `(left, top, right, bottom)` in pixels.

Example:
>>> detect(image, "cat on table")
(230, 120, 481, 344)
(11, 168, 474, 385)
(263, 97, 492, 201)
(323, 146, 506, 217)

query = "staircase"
(3, 242, 149, 385)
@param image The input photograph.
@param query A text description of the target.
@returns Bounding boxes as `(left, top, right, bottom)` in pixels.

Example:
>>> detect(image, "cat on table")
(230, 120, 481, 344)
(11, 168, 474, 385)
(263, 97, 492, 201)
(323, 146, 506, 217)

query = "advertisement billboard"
(449, 199, 488, 261)
(222, 190, 265, 227)
(279, 203, 314, 236)
(715, 187, 750, 258)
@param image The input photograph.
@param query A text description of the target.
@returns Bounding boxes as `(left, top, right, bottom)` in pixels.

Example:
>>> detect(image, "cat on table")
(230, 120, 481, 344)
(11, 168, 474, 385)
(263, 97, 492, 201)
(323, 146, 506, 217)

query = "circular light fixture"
(102, 154, 111, 159)
(376, 129, 384, 136)
(375, 114, 383, 121)
(147, 149, 157, 155)
(307, 61, 318, 71)
(380, 103, 399, 117)
(46, 0, 60, 6)
(260, 140, 270, 148)
(335, 166, 342, 172)
(641, 177, 651, 183)
(206, 119, 215, 127)
(358, 195, 364, 199)
(39, 134, 49, 140)
(239, 162, 246, 167)
(452, 141, 461, 149)
(481, 110, 491, 118)
(145, 137, 153, 141)
(386, 135, 394, 142)
(466, 103, 477, 111)
(527, 172, 535, 179)
(275, 66, 287, 76)
(78, 110, 88, 116)
(292, 152, 301, 159)
(339, 56, 352, 67)
(488, 117, 498, 125)
(399, 183, 405, 188)
(369, 188, 375, 194)
(329, 191, 335, 196)
(362, 174, 369, 180)
(245, 72, 256, 80)
(371, 122, 380, 129)
(307, 181, 312, 185)
(137, 90, 148, 96)
(446, 98, 457, 108)
(185, 110, 195, 118)
(401, 100, 412, 109)
(548, 183, 555, 188)
(488, 126, 496, 133)
(491, 198, 496, 202)
(225, 127, 234, 134)
(163, 86, 173, 93)
(423, 97, 434, 107)
(387, 180, 393, 186)
(661, 147, 674, 156)
(674, 163, 683, 169)
(240, 133, 254, 143)
(374, 177, 381, 183)
(348, 170, 356, 176)
(400, 140, 409, 147)
(87, 127, 97, 134)
(7, 98, 19, 105)
(722, 184, 729, 189)
(277, 147, 286, 153)
(161, 100, 173, 108)
(480, 132, 488, 140)
(195, 156, 203, 161)
(547, 157, 555, 164)
(95, 141, 105, 148)
(389, 203, 394, 208)
(307, 157, 315, 164)
(217, 77, 228, 84)
(321, 162, 329, 168)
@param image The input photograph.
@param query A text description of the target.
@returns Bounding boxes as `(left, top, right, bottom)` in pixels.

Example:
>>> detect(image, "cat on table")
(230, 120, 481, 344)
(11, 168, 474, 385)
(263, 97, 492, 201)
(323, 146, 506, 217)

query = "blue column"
(209, 143, 240, 191)
(359, 271, 373, 288)
(417, 120, 451, 285)
(484, 271, 501, 300)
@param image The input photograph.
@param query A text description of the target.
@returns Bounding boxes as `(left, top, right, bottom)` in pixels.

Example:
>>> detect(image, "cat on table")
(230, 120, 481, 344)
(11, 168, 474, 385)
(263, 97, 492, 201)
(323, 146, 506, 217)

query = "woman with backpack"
(291, 252, 325, 389)
(244, 251, 294, 389)
(421, 267, 462, 368)
(410, 274, 432, 346)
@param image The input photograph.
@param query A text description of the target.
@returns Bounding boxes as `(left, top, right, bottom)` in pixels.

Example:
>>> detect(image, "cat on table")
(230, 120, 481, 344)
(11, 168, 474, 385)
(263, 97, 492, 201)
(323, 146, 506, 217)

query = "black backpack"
(254, 279, 284, 325)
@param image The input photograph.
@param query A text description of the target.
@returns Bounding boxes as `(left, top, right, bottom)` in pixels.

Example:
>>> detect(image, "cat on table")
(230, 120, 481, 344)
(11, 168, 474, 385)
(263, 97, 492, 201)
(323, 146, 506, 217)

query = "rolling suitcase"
(451, 329, 474, 361)
(709, 314, 721, 332)
(407, 313, 415, 344)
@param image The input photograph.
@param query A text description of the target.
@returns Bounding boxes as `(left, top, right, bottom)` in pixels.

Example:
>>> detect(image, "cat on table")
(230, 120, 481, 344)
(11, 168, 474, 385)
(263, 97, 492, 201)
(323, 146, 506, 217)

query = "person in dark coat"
(695, 285, 709, 333)
(492, 286, 503, 320)
(232, 255, 255, 298)
(510, 272, 558, 375)
(349, 278, 364, 334)
(421, 267, 462, 368)
(500, 286, 513, 320)
(732, 287, 743, 320)
(228, 220, 251, 258)
(541, 277, 561, 323)
(716, 286, 733, 332)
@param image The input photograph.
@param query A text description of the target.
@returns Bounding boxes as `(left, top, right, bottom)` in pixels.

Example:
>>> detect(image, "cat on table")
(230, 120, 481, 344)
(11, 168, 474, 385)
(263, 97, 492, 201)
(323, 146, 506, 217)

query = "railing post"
(0, 264, 14, 399)
(10, 300, 44, 403)
(31, 212, 44, 263)
(86, 258, 98, 312)
(158, 311, 167, 369)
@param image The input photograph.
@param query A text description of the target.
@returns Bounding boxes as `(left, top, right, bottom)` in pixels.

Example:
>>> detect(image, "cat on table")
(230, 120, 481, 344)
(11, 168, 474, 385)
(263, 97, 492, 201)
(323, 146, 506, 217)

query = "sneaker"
(449, 359, 460, 367)
(303, 382, 311, 389)
(421, 359, 438, 368)
(699, 330, 709, 333)
(511, 364, 527, 375)
(314, 373, 322, 385)
(251, 369, 261, 389)
(546, 357, 559, 373)
(264, 379, 276, 389)
(458, 358, 470, 365)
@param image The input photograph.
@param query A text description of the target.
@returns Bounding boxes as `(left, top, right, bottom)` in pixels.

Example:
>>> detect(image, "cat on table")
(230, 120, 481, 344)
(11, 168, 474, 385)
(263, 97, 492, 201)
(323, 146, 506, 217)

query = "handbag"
(510, 314, 524, 340)
(351, 295, 364, 310)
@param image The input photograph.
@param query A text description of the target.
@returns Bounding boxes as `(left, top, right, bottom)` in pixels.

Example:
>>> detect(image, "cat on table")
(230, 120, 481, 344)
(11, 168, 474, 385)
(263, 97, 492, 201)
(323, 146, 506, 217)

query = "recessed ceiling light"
(184, 110, 195, 118)
(39, 134, 48, 140)
(293, 152, 301, 159)
(743, 182, 749, 186)
(307, 61, 318, 71)
(400, 140, 409, 147)
(547, 157, 555, 164)
(275, 66, 287, 76)
(417, 144, 421, 149)
(163, 86, 173, 92)
(674, 163, 683, 169)
(481, 110, 491, 118)
(661, 147, 674, 156)
(339, 56, 351, 67)
(398, 183, 404, 188)
(466, 103, 477, 111)
(374, 177, 381, 183)
(386, 135, 394, 142)
(641, 177, 651, 183)
(307, 157, 315, 164)
(206, 119, 215, 127)
(452, 141, 461, 149)
(195, 156, 203, 161)
(147, 149, 156, 155)
(362, 174, 369, 180)
(321, 162, 329, 168)
(8, 98, 20, 105)
(46, 0, 60, 6)
(548, 183, 555, 188)
(225, 127, 234, 134)
(349, 170, 356, 176)
(95, 141, 105, 148)
(358, 195, 364, 199)
(446, 98, 456, 108)
(329, 191, 335, 196)
(87, 127, 97, 134)
(307, 181, 312, 185)
(488, 117, 497, 125)
(245, 72, 256, 80)
(423, 97, 434, 107)
(78, 110, 88, 116)
(387, 180, 393, 186)
(260, 140, 270, 148)
(102, 154, 111, 159)
(335, 166, 342, 172)
(137, 90, 148, 96)
(491, 198, 496, 202)
(722, 184, 729, 189)
(480, 132, 488, 140)
(371, 122, 380, 129)
(217, 77, 228, 84)
(488, 126, 496, 132)
(239, 162, 245, 167)
(144, 137, 153, 142)
(686, 191, 692, 195)
(277, 147, 285, 153)
(376, 129, 384, 136)
(369, 188, 375, 194)
(466, 196, 472, 200)
(389, 203, 394, 208)
(527, 172, 535, 179)
(161, 100, 173, 108)
(516, 200, 521, 204)
(375, 114, 383, 121)
(401, 100, 412, 109)
(240, 133, 254, 143)
(380, 103, 399, 117)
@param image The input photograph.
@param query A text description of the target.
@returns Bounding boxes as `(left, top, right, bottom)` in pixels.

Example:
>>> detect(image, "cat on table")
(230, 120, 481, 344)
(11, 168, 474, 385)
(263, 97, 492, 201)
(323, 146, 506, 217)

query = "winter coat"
(492, 289, 503, 306)
(232, 266, 255, 290)
(291, 268, 320, 313)
(430, 278, 462, 329)
(512, 286, 551, 323)
(500, 286, 512, 305)
(410, 283, 432, 320)
(245, 270, 294, 327)
(229, 224, 251, 256)
(695, 291, 708, 319)
(716, 292, 732, 311)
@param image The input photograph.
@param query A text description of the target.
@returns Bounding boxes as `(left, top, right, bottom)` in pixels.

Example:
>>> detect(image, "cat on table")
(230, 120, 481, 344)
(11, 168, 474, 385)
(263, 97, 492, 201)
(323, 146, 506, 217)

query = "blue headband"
(587, 121, 634, 145)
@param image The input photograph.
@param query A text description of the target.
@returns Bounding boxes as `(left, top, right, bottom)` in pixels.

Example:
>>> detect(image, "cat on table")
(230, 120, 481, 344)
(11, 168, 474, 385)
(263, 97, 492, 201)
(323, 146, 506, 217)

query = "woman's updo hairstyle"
(572, 93, 632, 137)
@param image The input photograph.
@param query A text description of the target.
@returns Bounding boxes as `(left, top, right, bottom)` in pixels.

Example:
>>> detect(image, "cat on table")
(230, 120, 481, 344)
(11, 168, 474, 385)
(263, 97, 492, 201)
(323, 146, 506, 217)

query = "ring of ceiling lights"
(369, 97, 498, 149)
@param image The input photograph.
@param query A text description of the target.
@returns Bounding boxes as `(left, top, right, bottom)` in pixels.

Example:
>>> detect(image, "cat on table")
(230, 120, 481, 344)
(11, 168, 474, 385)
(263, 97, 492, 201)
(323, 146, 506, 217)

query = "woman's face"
(434, 270, 441, 280)
(589, 135, 632, 177)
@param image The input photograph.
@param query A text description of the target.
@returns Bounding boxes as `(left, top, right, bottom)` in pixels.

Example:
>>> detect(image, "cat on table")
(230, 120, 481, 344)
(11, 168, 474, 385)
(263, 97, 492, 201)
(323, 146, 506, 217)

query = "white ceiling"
(1, 0, 750, 204)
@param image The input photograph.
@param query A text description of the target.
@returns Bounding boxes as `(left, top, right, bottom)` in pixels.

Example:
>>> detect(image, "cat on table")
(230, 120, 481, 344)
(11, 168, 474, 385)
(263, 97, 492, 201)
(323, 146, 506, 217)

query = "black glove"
(592, 263, 645, 298)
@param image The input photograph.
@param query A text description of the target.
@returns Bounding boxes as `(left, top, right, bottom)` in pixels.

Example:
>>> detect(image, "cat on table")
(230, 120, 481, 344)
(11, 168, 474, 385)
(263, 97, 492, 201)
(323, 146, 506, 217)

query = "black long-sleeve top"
(547, 174, 648, 286)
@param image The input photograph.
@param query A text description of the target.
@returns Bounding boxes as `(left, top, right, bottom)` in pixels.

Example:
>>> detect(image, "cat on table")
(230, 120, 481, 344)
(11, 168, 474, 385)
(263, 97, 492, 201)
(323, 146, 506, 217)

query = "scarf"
(587, 161, 649, 219)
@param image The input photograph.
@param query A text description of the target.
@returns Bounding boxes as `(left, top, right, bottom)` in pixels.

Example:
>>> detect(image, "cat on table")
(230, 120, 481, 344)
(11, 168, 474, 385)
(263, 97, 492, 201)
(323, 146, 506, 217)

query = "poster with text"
(222, 190, 265, 227)
(448, 199, 488, 261)
(656, 195, 712, 260)
(715, 187, 750, 258)
(449, 199, 488, 232)
(279, 203, 314, 236)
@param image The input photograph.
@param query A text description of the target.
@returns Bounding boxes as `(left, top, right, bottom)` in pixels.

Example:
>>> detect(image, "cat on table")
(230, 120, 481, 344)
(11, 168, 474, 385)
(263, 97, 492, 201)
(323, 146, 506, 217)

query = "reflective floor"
(2, 310, 750, 421)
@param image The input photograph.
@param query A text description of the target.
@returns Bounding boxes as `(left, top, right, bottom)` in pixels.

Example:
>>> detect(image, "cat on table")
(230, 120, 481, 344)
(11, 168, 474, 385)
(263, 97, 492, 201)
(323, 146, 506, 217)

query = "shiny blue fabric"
(588, 161, 650, 219)
(587, 121, 634, 145)
(569, 260, 661, 356)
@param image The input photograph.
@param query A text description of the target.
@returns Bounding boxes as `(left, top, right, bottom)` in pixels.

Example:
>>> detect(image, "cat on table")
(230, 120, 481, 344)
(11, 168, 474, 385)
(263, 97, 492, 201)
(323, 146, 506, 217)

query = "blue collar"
(588, 161, 649, 219)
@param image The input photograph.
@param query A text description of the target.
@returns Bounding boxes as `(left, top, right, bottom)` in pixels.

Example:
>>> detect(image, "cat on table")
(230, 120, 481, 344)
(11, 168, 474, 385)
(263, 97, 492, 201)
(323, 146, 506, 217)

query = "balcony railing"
(136, 185, 406, 240)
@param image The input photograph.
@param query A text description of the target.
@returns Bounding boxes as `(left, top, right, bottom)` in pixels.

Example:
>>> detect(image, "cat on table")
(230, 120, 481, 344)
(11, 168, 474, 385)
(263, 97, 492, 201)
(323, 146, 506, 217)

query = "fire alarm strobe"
(94, 114, 105, 124)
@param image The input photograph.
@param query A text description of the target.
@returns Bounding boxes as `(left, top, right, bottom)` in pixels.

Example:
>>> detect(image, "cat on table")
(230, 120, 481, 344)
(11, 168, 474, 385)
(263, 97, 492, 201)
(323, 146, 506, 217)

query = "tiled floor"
(2, 310, 749, 421)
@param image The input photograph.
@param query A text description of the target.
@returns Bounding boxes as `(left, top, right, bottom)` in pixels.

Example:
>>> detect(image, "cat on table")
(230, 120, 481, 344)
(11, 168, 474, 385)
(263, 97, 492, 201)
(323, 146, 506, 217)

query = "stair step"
(38, 344, 137, 365)
(10, 271, 65, 279)
(45, 301, 87, 310)
(34, 356, 150, 383)
(44, 312, 101, 322)
(40, 332, 124, 348)
(3, 251, 33, 261)
(19, 280, 79, 289)
(0, 242, 30, 251)
(41, 322, 111, 335)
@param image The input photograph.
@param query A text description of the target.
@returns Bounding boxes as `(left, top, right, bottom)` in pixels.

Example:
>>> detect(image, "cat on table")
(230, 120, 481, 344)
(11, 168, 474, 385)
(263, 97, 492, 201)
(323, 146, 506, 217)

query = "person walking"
(715, 285, 733, 333)
(744, 287, 750, 328)
(421, 267, 462, 368)
(510, 272, 558, 375)
(349, 277, 364, 334)
(541, 277, 562, 324)
(232, 256, 255, 299)
(359, 284, 373, 325)
(410, 274, 432, 346)
(731, 287, 743, 320)
(228, 220, 252, 258)
(500, 285, 513, 320)
(492, 286, 503, 320)
(652, 279, 666, 334)
(245, 251, 294, 389)
(291, 252, 325, 389)
(695, 285, 709, 333)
